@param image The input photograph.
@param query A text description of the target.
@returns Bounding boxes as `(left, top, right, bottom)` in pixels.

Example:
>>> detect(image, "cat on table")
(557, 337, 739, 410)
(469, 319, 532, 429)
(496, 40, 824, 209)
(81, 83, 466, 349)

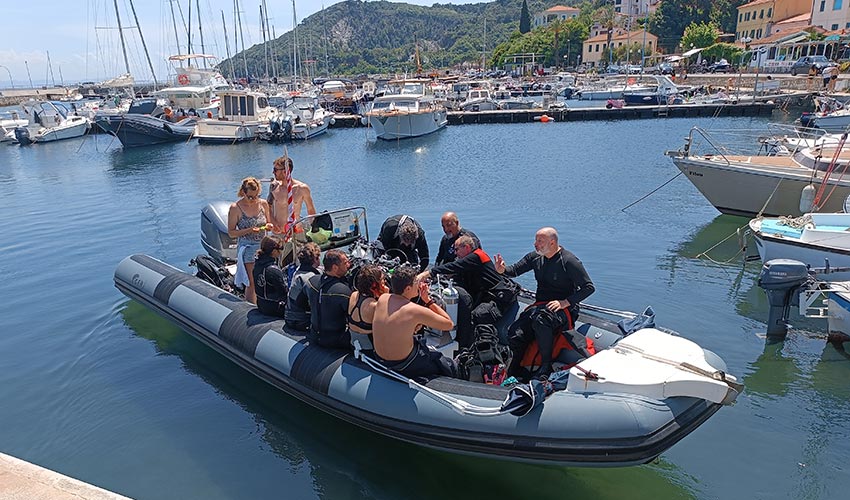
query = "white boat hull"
(672, 156, 850, 216)
(811, 113, 850, 133)
(18, 118, 90, 144)
(367, 110, 448, 140)
(291, 115, 332, 140)
(195, 120, 260, 144)
(827, 290, 850, 337)
(750, 214, 850, 279)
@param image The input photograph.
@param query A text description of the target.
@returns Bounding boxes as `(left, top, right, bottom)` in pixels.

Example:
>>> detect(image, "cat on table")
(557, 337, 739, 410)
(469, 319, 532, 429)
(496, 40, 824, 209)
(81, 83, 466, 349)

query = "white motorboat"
(282, 95, 335, 140)
(574, 75, 653, 101)
(749, 213, 850, 279)
(13, 100, 90, 145)
(667, 126, 850, 217)
(1, 110, 28, 143)
(194, 90, 279, 144)
(365, 79, 448, 140)
(799, 96, 850, 133)
(458, 88, 498, 112)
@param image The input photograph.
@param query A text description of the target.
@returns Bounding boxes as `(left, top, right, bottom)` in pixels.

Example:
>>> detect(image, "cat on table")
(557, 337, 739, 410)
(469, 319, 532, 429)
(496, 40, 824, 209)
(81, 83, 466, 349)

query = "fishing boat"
(113, 205, 741, 467)
(667, 126, 850, 217)
(749, 212, 850, 279)
(364, 79, 448, 140)
(13, 100, 90, 145)
(194, 90, 279, 144)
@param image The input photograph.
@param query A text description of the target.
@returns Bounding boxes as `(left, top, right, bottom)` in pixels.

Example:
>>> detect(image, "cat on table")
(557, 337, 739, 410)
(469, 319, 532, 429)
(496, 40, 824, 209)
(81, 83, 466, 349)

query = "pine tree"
(519, 0, 531, 34)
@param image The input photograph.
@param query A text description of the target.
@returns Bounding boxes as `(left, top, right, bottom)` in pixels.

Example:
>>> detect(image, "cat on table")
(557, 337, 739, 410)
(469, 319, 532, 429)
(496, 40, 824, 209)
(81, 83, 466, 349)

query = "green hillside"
(218, 0, 576, 77)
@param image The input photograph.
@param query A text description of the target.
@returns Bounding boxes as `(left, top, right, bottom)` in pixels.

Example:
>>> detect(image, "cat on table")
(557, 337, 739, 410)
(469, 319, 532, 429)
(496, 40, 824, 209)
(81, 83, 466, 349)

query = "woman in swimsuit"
(227, 177, 274, 304)
(347, 264, 388, 353)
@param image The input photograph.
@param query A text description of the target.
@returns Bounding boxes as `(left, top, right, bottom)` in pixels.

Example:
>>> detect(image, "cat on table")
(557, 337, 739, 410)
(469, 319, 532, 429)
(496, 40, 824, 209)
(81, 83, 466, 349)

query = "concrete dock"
(0, 452, 130, 500)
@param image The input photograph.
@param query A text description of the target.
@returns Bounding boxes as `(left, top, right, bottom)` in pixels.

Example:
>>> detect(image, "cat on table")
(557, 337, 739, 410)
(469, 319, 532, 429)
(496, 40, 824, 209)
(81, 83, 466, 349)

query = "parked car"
(647, 62, 675, 75)
(708, 59, 735, 73)
(790, 55, 838, 76)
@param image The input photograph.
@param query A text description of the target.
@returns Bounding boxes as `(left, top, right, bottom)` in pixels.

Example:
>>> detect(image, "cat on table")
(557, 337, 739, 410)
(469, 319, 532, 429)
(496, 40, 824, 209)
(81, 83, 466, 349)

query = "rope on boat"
(777, 214, 814, 229)
(619, 171, 683, 212)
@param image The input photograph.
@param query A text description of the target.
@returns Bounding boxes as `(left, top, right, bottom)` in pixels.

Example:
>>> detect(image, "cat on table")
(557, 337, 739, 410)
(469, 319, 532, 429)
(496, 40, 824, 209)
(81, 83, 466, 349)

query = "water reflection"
(120, 300, 698, 500)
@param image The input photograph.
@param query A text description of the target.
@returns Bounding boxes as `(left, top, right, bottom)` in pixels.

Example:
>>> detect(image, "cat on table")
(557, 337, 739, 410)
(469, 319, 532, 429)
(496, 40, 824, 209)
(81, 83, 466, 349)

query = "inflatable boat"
(113, 207, 741, 467)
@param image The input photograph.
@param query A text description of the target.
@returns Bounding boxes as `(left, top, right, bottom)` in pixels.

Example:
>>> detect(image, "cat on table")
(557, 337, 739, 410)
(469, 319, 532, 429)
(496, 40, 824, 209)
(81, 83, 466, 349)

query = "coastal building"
(811, 0, 850, 31)
(533, 6, 580, 28)
(581, 29, 658, 67)
(735, 0, 811, 40)
(612, 0, 660, 18)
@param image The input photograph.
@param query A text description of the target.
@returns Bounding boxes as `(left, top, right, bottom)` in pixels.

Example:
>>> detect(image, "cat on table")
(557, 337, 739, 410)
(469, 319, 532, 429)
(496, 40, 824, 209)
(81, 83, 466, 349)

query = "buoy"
(534, 115, 553, 122)
(800, 184, 816, 213)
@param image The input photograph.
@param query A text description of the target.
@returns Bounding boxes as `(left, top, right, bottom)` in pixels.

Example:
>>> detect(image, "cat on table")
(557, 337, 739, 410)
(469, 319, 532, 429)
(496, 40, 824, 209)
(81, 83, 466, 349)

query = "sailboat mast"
(482, 17, 486, 71)
(322, 2, 329, 76)
(260, 4, 269, 79)
(46, 51, 56, 87)
(222, 10, 235, 79)
(188, 0, 193, 55)
(292, 0, 298, 87)
(263, 0, 275, 80)
(196, 0, 207, 69)
(236, 0, 249, 79)
(129, 0, 158, 89)
(170, 0, 182, 57)
(112, 0, 131, 75)
(271, 25, 279, 80)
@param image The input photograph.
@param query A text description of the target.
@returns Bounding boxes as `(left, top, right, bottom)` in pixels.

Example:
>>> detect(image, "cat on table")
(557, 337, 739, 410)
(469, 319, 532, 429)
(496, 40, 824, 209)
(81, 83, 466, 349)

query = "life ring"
(177, 74, 190, 85)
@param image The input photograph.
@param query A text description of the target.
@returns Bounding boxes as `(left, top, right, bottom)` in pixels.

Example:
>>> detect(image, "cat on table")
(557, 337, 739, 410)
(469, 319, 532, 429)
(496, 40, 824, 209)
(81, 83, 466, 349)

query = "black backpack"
(456, 324, 512, 383)
(190, 254, 233, 291)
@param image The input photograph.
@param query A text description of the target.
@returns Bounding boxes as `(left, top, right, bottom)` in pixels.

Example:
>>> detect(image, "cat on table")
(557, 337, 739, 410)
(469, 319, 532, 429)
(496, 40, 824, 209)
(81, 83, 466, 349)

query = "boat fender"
(800, 184, 816, 213)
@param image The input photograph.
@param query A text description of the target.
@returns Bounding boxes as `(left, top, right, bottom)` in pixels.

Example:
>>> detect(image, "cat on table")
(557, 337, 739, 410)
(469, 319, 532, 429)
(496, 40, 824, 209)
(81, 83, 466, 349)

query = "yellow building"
(582, 29, 658, 67)
(735, 0, 810, 40)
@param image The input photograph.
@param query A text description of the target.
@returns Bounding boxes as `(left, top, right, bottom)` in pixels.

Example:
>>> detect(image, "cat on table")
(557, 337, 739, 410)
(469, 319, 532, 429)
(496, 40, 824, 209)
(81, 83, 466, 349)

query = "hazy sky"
(0, 0, 482, 86)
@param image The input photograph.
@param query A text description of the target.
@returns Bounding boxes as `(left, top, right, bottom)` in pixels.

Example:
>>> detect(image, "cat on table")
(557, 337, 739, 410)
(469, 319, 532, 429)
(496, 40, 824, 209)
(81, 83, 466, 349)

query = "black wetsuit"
(428, 249, 518, 344)
(379, 336, 457, 380)
(252, 254, 287, 318)
(303, 273, 352, 349)
(503, 248, 595, 378)
(285, 266, 318, 330)
(435, 228, 480, 265)
(377, 214, 430, 271)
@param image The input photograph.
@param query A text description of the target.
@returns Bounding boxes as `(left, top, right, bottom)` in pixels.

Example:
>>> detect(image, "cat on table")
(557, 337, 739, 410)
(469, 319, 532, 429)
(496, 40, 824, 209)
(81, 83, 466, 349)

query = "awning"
(682, 47, 704, 57)
(779, 33, 810, 45)
(665, 55, 684, 62)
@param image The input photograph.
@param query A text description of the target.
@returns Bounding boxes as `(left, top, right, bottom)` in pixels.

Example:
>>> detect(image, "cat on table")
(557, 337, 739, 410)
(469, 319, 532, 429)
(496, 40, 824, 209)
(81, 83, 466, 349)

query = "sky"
(0, 0, 483, 87)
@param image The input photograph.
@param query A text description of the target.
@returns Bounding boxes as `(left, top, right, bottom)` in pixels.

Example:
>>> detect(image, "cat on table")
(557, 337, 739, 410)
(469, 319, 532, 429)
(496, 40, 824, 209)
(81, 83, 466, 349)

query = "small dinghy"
(114, 206, 741, 466)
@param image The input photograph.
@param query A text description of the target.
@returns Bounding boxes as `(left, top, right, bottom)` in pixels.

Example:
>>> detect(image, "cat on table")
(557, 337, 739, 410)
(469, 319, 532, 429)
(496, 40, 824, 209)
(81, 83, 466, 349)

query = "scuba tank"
(441, 279, 459, 339)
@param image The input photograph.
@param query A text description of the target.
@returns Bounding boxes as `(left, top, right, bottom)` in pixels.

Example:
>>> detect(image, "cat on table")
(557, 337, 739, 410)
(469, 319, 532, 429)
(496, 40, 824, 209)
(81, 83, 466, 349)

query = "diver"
(253, 236, 288, 317)
(495, 227, 595, 379)
(435, 211, 480, 265)
(285, 242, 321, 331)
(372, 266, 458, 379)
(303, 249, 352, 349)
(377, 214, 430, 272)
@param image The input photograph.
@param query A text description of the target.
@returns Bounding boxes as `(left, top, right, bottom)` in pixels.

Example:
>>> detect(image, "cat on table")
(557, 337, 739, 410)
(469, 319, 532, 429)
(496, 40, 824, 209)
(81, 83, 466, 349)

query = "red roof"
(737, 0, 773, 9)
(544, 5, 581, 13)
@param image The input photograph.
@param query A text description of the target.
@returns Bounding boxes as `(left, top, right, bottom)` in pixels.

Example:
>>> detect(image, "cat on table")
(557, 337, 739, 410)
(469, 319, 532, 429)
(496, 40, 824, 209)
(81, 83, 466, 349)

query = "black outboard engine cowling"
(757, 259, 813, 337)
(201, 201, 238, 265)
(14, 127, 32, 146)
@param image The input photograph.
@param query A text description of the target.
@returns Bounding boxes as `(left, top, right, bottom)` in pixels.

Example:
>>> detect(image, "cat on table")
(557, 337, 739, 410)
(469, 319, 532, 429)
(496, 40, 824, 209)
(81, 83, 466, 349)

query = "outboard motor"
(14, 127, 32, 146)
(201, 201, 238, 265)
(757, 259, 813, 337)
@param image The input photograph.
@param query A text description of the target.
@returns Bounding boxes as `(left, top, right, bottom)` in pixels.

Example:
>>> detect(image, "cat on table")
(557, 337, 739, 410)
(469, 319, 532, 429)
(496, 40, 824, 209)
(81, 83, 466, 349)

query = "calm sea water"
(2, 111, 849, 500)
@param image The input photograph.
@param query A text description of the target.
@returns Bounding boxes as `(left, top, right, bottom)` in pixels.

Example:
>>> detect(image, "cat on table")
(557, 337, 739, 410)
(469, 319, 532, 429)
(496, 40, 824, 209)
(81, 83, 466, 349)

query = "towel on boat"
(234, 245, 250, 289)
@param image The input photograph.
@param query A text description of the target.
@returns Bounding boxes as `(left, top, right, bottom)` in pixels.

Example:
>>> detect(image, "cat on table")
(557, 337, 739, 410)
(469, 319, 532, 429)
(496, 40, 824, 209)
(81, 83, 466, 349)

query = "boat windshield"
(401, 83, 425, 95)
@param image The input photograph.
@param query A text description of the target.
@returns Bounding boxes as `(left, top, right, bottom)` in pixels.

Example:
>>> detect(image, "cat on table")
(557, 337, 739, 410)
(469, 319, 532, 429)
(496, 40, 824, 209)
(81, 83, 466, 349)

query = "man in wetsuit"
(377, 214, 430, 272)
(435, 212, 480, 265)
(418, 235, 517, 347)
(495, 227, 595, 378)
(303, 249, 352, 349)
(372, 266, 457, 379)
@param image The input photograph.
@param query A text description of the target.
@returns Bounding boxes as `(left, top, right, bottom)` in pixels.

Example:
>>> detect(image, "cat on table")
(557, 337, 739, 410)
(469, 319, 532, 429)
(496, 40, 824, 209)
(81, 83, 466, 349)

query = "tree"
(650, 0, 712, 52)
(519, 0, 531, 34)
(681, 22, 720, 51)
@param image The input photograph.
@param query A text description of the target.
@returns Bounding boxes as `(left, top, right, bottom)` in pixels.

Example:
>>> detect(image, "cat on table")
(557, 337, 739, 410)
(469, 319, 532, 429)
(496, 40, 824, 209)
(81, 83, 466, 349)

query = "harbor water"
(1, 114, 849, 499)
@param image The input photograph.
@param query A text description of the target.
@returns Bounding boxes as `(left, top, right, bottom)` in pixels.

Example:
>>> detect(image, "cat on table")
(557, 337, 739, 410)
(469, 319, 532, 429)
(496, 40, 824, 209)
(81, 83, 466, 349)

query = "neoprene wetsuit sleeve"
(429, 253, 475, 278)
(565, 255, 595, 306)
(504, 252, 535, 278)
(295, 279, 310, 312)
(416, 229, 429, 271)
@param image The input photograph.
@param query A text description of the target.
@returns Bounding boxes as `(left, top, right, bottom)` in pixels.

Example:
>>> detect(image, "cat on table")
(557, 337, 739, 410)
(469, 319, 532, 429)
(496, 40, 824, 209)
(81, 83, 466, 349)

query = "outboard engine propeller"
(201, 201, 238, 265)
(757, 259, 813, 337)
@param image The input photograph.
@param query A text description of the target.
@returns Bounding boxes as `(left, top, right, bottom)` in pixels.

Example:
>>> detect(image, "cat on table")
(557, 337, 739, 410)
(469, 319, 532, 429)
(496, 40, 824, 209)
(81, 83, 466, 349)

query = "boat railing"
(674, 125, 828, 165)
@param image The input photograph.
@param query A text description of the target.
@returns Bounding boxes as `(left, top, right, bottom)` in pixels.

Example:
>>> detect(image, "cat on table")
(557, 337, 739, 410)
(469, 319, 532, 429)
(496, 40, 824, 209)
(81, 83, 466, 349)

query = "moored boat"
(13, 100, 90, 145)
(113, 205, 741, 467)
(194, 90, 278, 144)
(365, 79, 448, 140)
(95, 98, 196, 148)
